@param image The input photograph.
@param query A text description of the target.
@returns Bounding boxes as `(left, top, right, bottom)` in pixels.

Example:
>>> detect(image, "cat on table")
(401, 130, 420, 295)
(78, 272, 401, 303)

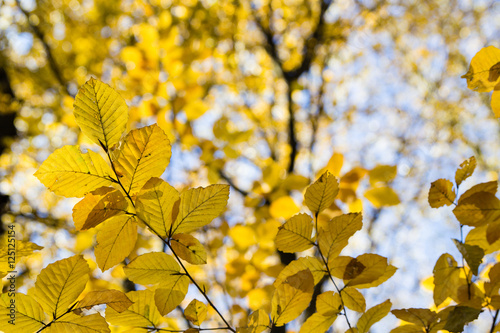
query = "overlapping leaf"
(112, 124, 171, 195)
(299, 313, 336, 333)
(329, 254, 392, 288)
(316, 291, 342, 316)
(171, 233, 207, 265)
(458, 181, 497, 203)
(455, 157, 476, 187)
(74, 77, 128, 150)
(305, 171, 339, 215)
(461, 45, 500, 92)
(0, 293, 44, 333)
(452, 239, 484, 276)
(34, 145, 115, 198)
(276, 213, 314, 253)
(357, 300, 392, 333)
(72, 187, 127, 230)
(318, 213, 362, 263)
(34, 255, 89, 318)
(44, 313, 110, 333)
(95, 215, 137, 271)
(171, 184, 230, 234)
(453, 191, 500, 227)
(433, 254, 461, 307)
(274, 256, 326, 287)
(342, 288, 366, 313)
(124, 252, 181, 285)
(240, 309, 270, 333)
(106, 290, 161, 328)
(75, 290, 133, 313)
(184, 299, 207, 326)
(135, 177, 180, 237)
(391, 308, 438, 328)
(155, 275, 190, 316)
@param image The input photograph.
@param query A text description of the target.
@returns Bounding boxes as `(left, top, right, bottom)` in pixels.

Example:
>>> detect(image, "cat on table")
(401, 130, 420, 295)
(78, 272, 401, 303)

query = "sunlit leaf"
(389, 325, 425, 333)
(368, 165, 397, 186)
(95, 215, 138, 272)
(106, 290, 161, 328)
(391, 308, 438, 327)
(75, 289, 133, 313)
(124, 252, 181, 285)
(452, 239, 484, 276)
(34, 146, 115, 198)
(112, 124, 171, 194)
(45, 313, 110, 333)
(298, 312, 336, 333)
(442, 306, 481, 332)
(305, 171, 339, 215)
(329, 254, 391, 288)
(342, 288, 365, 313)
(364, 186, 400, 208)
(239, 309, 270, 333)
(318, 213, 362, 263)
(34, 255, 89, 318)
(455, 157, 476, 187)
(269, 196, 300, 219)
(0, 293, 44, 333)
(171, 233, 207, 265)
(458, 181, 497, 203)
(433, 254, 461, 307)
(72, 187, 127, 230)
(316, 291, 342, 316)
(357, 299, 392, 333)
(184, 299, 207, 326)
(353, 264, 397, 289)
(492, 90, 500, 117)
(428, 179, 455, 208)
(155, 275, 190, 316)
(74, 77, 128, 150)
(171, 184, 229, 234)
(461, 45, 500, 92)
(453, 191, 500, 227)
(272, 270, 315, 326)
(276, 213, 314, 253)
(274, 257, 326, 287)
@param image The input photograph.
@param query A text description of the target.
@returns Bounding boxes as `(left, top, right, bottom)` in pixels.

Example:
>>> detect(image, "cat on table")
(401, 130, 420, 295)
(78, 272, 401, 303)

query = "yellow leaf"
(184, 299, 207, 326)
(364, 186, 400, 208)
(155, 275, 189, 316)
(0, 237, 42, 262)
(428, 179, 455, 208)
(45, 313, 110, 333)
(95, 215, 138, 272)
(389, 325, 426, 332)
(229, 225, 257, 250)
(305, 171, 339, 215)
(342, 288, 365, 312)
(184, 99, 208, 121)
(453, 191, 500, 227)
(0, 293, 44, 333)
(433, 253, 461, 307)
(274, 257, 326, 287)
(318, 213, 362, 263)
(353, 264, 397, 289)
(357, 299, 392, 333)
(276, 213, 314, 253)
(326, 152, 343, 177)
(492, 90, 500, 117)
(34, 145, 115, 198)
(239, 309, 270, 333)
(112, 124, 171, 195)
(34, 255, 89, 318)
(73, 77, 128, 150)
(368, 165, 397, 186)
(461, 46, 500, 92)
(391, 308, 438, 327)
(135, 177, 180, 237)
(124, 252, 180, 285)
(75, 289, 133, 313)
(269, 196, 300, 219)
(298, 312, 336, 333)
(171, 184, 230, 234)
(106, 290, 161, 328)
(72, 187, 128, 230)
(455, 157, 476, 187)
(316, 291, 342, 316)
(459, 181, 497, 203)
(272, 270, 315, 326)
(329, 254, 390, 288)
(171, 233, 207, 265)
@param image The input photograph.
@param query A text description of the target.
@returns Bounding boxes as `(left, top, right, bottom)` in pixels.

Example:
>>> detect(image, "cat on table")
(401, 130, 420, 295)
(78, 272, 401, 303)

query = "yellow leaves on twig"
(184, 299, 208, 326)
(276, 213, 314, 253)
(305, 171, 339, 215)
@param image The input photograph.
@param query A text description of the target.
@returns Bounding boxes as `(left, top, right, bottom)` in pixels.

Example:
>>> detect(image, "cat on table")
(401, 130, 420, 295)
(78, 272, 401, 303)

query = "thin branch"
(491, 310, 499, 333)
(219, 170, 249, 196)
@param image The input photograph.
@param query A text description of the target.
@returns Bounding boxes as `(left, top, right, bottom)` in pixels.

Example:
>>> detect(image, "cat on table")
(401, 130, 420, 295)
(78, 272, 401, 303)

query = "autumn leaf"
(0, 293, 44, 333)
(155, 274, 190, 316)
(171, 233, 208, 265)
(239, 309, 270, 333)
(274, 256, 326, 287)
(184, 299, 208, 326)
(458, 181, 498, 203)
(329, 254, 392, 288)
(452, 239, 484, 276)
(318, 213, 362, 263)
(73, 77, 128, 150)
(455, 156, 476, 187)
(428, 179, 455, 208)
(106, 290, 161, 328)
(442, 306, 481, 332)
(357, 299, 392, 333)
(316, 291, 342, 316)
(44, 312, 110, 333)
(342, 288, 366, 313)
(368, 165, 397, 186)
(34, 145, 115, 198)
(299, 313, 336, 333)
(453, 191, 500, 227)
(124, 252, 181, 285)
(462, 45, 500, 92)
(433, 254, 461, 307)
(305, 171, 339, 215)
(275, 213, 315, 253)
(75, 289, 133, 313)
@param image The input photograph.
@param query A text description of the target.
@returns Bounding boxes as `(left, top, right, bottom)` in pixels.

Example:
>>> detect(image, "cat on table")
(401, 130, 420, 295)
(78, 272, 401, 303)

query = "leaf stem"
(491, 310, 499, 333)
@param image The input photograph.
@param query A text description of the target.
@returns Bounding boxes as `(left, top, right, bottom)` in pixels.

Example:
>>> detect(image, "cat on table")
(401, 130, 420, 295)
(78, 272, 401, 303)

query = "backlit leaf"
(0, 293, 44, 333)
(318, 213, 362, 263)
(298, 313, 336, 333)
(74, 77, 128, 150)
(492, 90, 500, 117)
(124, 252, 181, 285)
(342, 288, 366, 313)
(364, 186, 400, 208)
(389, 325, 425, 333)
(391, 308, 438, 327)
(34, 145, 115, 198)
(461, 45, 500, 92)
(442, 306, 481, 332)
(240, 309, 270, 333)
(136, 177, 180, 237)
(34, 255, 89, 318)
(75, 289, 133, 313)
(171, 184, 230, 234)
(329, 254, 390, 288)
(112, 124, 171, 194)
(155, 275, 189, 316)
(95, 215, 138, 272)
(106, 290, 161, 328)
(458, 181, 497, 203)
(270, 196, 300, 219)
(453, 191, 500, 227)
(316, 291, 342, 316)
(171, 233, 207, 265)
(276, 213, 314, 253)
(428, 179, 455, 208)
(368, 165, 397, 186)
(305, 171, 339, 215)
(357, 299, 392, 333)
(274, 257, 326, 287)
(455, 157, 476, 187)
(452, 239, 484, 276)
(433, 254, 461, 307)
(72, 187, 127, 230)
(184, 299, 207, 326)
(272, 270, 315, 326)
(45, 313, 110, 333)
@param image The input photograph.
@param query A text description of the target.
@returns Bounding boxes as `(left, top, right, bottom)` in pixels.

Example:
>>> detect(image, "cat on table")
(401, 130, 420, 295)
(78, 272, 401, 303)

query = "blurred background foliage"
(0, 0, 499, 331)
